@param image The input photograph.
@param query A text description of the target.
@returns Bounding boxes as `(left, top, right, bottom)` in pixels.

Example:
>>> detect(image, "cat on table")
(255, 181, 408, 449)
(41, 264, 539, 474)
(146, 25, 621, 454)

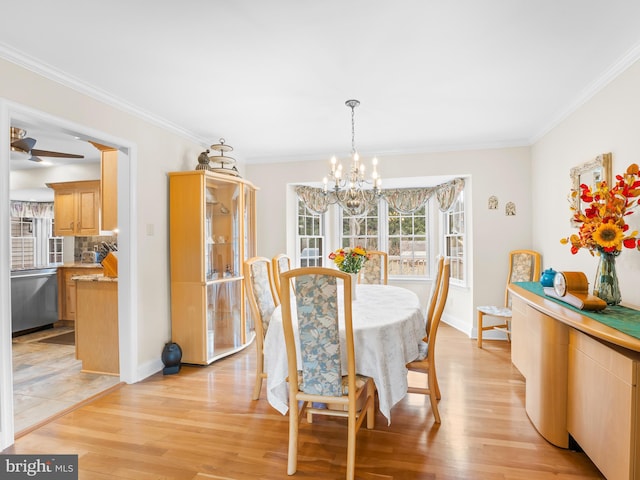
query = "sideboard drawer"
(568, 329, 640, 480)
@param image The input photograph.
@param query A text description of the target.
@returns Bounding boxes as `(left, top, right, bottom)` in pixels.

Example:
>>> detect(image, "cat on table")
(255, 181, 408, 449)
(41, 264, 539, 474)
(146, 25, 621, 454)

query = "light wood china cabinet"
(168, 170, 257, 365)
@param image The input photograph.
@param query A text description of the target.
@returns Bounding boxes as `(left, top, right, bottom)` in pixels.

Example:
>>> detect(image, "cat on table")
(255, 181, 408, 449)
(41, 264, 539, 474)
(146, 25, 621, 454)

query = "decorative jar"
(540, 268, 557, 287)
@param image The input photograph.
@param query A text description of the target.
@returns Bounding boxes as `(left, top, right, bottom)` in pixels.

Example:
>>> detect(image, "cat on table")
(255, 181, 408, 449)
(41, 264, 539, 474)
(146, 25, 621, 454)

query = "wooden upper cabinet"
(47, 180, 100, 236)
(91, 141, 118, 231)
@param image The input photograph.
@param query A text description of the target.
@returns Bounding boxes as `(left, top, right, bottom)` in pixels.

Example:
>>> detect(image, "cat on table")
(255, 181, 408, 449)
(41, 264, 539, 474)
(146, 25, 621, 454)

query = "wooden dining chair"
(243, 256, 279, 400)
(280, 267, 375, 480)
(420, 255, 445, 399)
(476, 249, 541, 348)
(357, 250, 388, 285)
(271, 253, 292, 301)
(425, 256, 445, 341)
(406, 257, 450, 424)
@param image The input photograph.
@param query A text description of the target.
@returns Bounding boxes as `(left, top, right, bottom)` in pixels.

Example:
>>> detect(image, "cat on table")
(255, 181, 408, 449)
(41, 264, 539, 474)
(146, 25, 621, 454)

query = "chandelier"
(321, 99, 382, 215)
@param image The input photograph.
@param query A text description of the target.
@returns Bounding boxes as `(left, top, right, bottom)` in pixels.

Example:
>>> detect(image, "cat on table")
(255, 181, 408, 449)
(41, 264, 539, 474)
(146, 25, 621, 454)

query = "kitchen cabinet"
(90, 141, 118, 231)
(47, 180, 100, 236)
(57, 265, 103, 321)
(75, 277, 119, 375)
(168, 170, 257, 365)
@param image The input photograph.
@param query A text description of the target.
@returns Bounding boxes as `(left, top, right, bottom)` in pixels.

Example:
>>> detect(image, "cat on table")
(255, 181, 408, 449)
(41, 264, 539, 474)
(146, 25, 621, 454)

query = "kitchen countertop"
(58, 263, 104, 268)
(72, 273, 117, 282)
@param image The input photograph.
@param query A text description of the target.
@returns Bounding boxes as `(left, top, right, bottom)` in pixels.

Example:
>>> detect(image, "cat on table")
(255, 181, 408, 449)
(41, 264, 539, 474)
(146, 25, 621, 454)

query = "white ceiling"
(2, 1, 640, 166)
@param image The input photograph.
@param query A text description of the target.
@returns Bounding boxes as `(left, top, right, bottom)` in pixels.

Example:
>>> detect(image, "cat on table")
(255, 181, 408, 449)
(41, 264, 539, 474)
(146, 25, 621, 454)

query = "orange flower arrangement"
(561, 163, 640, 254)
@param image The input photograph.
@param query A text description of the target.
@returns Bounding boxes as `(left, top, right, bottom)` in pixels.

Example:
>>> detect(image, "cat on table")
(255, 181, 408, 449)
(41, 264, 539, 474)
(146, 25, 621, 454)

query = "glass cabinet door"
(206, 280, 242, 360)
(243, 186, 257, 341)
(204, 178, 242, 360)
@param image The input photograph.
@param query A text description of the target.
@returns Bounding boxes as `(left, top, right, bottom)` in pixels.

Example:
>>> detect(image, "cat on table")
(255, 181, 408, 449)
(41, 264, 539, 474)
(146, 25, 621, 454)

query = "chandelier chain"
(351, 102, 356, 155)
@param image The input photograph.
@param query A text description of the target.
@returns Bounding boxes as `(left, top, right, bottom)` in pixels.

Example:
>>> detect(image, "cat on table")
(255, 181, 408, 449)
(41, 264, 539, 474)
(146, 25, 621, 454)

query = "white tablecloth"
(263, 284, 425, 424)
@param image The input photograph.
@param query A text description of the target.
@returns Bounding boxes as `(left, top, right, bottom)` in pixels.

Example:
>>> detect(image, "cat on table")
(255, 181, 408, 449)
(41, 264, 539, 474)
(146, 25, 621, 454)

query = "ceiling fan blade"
(30, 149, 84, 159)
(11, 137, 37, 153)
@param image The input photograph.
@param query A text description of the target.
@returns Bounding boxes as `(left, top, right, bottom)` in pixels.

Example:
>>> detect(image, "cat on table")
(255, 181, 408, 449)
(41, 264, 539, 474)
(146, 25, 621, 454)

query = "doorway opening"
(1, 101, 136, 445)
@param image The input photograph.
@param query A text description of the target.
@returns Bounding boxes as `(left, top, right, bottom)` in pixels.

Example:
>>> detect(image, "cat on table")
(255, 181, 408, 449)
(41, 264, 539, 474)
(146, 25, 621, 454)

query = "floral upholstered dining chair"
(357, 250, 388, 285)
(279, 267, 375, 480)
(243, 256, 279, 400)
(476, 249, 541, 348)
(271, 253, 292, 301)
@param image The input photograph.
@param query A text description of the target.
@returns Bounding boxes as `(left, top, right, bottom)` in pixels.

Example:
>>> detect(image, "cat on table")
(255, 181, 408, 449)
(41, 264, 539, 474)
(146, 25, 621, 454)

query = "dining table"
(263, 283, 426, 424)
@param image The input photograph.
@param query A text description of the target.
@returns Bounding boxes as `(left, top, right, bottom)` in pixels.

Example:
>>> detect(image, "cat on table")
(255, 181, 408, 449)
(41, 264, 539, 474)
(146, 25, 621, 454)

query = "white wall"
(10, 163, 101, 193)
(247, 146, 533, 335)
(532, 58, 640, 308)
(0, 57, 211, 382)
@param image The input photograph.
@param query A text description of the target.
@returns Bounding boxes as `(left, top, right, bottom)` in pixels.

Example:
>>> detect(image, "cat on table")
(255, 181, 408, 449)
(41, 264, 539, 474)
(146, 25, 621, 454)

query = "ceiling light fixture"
(321, 99, 381, 215)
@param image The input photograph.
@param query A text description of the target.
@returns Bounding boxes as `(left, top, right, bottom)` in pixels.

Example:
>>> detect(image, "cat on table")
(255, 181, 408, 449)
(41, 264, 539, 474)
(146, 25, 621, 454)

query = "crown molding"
(530, 41, 640, 144)
(244, 138, 531, 165)
(0, 42, 207, 148)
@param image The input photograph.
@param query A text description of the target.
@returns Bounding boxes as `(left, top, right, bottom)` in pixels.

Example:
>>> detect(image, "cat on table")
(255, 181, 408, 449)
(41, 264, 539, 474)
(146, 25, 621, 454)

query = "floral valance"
(295, 177, 465, 215)
(10, 201, 54, 219)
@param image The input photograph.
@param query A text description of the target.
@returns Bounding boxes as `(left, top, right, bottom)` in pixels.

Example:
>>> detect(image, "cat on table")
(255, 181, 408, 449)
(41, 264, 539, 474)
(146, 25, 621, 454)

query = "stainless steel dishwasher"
(10, 268, 58, 334)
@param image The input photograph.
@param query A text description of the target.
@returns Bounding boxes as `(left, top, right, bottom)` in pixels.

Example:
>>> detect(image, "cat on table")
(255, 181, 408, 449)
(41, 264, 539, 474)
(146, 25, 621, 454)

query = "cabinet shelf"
(169, 170, 257, 365)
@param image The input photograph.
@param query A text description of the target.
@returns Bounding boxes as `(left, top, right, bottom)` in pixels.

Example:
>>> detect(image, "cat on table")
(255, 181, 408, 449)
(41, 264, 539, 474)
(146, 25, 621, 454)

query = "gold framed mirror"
(569, 152, 612, 226)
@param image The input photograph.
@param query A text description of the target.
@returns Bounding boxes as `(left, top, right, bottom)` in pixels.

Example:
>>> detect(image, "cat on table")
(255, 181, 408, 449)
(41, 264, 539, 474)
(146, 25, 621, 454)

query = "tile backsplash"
(74, 235, 117, 262)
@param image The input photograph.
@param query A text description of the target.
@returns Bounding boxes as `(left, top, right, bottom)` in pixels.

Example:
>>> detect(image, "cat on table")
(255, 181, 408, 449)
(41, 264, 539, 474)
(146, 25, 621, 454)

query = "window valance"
(295, 177, 465, 215)
(10, 201, 54, 219)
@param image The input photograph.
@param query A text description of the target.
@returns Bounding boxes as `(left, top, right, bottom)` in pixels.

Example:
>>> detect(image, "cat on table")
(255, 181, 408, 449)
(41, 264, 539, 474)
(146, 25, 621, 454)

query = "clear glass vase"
(593, 251, 621, 306)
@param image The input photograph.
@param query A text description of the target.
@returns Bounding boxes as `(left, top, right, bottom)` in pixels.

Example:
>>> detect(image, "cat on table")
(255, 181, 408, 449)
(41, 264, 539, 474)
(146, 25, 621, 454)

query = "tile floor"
(12, 325, 122, 434)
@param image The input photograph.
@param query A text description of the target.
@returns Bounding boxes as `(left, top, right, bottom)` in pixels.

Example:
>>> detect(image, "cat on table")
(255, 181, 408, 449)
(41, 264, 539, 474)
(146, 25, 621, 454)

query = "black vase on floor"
(161, 342, 182, 375)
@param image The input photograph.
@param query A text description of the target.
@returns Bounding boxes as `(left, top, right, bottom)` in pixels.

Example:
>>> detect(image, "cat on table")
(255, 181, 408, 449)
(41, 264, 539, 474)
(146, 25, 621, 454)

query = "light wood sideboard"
(509, 284, 640, 480)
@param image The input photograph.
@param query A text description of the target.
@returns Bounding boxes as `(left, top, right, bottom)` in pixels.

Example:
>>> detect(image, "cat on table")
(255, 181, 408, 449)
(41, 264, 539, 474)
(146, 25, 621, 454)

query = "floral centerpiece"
(328, 246, 369, 300)
(328, 246, 369, 273)
(561, 163, 640, 304)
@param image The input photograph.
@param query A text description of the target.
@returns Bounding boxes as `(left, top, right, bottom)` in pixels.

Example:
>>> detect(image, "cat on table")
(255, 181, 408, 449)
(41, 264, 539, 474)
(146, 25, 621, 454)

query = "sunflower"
(562, 163, 640, 255)
(592, 222, 624, 250)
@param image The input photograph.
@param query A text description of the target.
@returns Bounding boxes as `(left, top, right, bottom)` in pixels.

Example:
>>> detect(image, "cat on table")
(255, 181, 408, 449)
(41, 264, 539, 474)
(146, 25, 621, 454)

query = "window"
(443, 190, 465, 283)
(48, 221, 64, 264)
(340, 201, 430, 278)
(297, 199, 324, 267)
(11, 218, 35, 270)
(11, 217, 62, 270)
(387, 204, 429, 277)
(340, 203, 379, 250)
(293, 180, 466, 282)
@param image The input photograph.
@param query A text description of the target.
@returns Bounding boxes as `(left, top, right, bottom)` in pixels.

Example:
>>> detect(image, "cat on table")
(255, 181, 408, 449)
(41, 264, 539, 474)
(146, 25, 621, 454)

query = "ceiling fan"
(10, 127, 85, 163)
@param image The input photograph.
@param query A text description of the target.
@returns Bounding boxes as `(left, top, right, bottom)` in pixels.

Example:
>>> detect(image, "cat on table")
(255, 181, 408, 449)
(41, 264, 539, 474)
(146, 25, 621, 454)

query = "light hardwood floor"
(5, 324, 604, 479)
